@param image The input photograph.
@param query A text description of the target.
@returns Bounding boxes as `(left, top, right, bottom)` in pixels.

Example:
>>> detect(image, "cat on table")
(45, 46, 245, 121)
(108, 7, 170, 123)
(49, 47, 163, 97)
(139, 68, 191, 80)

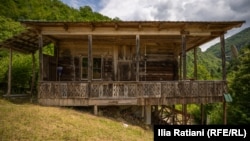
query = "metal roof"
(0, 20, 245, 54)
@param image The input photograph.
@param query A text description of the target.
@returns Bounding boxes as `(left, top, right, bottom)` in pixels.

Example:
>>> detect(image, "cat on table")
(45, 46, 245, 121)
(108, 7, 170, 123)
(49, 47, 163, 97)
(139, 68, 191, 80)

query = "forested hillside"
(206, 27, 250, 59)
(0, 0, 114, 21)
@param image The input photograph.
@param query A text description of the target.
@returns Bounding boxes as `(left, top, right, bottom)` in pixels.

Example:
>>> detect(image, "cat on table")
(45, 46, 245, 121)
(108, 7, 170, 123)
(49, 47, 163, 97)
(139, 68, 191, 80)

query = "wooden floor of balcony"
(38, 80, 226, 106)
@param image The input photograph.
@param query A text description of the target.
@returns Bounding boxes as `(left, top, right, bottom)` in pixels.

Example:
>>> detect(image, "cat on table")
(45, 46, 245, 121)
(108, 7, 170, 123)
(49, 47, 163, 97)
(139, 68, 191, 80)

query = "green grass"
(0, 99, 153, 141)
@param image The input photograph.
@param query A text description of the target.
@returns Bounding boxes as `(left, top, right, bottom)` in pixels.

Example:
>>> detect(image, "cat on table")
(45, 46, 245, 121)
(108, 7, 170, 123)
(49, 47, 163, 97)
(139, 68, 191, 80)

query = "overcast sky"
(61, 0, 250, 51)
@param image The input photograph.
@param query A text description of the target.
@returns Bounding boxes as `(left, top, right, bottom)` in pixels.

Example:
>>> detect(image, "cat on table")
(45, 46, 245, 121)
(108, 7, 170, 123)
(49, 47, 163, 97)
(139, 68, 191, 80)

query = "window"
(93, 58, 102, 79)
(81, 57, 102, 80)
(81, 58, 88, 79)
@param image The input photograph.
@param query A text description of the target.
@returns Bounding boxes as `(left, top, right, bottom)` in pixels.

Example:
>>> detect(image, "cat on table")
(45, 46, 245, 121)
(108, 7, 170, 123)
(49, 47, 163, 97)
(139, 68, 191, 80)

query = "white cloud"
(99, 0, 249, 51)
(62, 0, 250, 51)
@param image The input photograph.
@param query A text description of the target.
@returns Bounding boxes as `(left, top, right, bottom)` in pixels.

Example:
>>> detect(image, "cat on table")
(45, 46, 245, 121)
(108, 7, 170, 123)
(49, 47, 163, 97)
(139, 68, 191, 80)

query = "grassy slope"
(0, 99, 153, 141)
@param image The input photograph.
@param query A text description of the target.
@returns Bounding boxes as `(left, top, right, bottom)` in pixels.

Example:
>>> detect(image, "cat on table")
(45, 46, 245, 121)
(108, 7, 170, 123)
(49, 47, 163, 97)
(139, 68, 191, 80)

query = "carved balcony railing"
(38, 80, 227, 99)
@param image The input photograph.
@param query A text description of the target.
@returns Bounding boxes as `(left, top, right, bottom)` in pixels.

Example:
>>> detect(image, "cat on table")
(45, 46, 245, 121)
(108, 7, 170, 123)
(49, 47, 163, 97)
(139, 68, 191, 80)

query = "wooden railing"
(38, 81, 226, 99)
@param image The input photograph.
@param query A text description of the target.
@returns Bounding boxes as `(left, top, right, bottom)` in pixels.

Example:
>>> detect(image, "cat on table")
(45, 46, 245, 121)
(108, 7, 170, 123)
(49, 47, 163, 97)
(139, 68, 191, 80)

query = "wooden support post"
(181, 34, 187, 80)
(88, 35, 93, 97)
(181, 33, 187, 125)
(194, 47, 197, 80)
(141, 106, 145, 118)
(30, 53, 36, 99)
(200, 103, 205, 125)
(220, 34, 227, 125)
(7, 48, 12, 95)
(223, 101, 227, 125)
(113, 46, 118, 81)
(220, 34, 226, 81)
(94, 105, 98, 116)
(38, 34, 43, 81)
(182, 104, 187, 125)
(55, 43, 59, 81)
(136, 35, 140, 82)
(145, 105, 151, 125)
(88, 35, 93, 82)
(171, 105, 175, 125)
(179, 55, 182, 80)
(194, 47, 203, 125)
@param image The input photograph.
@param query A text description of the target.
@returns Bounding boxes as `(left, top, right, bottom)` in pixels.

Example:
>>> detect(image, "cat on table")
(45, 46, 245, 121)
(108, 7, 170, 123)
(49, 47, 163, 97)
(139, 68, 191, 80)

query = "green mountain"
(186, 48, 222, 80)
(205, 27, 250, 59)
(0, 0, 114, 21)
(186, 27, 250, 80)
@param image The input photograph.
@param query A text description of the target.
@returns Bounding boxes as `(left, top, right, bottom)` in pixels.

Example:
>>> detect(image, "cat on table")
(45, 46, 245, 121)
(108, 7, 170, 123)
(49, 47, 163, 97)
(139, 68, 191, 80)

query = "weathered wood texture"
(38, 80, 226, 106)
(51, 40, 178, 82)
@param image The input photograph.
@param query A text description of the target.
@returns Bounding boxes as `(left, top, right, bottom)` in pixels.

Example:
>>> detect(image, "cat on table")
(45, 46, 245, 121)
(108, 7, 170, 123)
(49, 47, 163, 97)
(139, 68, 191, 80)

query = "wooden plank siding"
(38, 80, 226, 106)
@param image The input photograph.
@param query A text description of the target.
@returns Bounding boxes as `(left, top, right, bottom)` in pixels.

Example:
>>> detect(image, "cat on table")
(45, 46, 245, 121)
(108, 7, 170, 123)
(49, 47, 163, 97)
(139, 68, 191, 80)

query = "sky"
(61, 0, 250, 51)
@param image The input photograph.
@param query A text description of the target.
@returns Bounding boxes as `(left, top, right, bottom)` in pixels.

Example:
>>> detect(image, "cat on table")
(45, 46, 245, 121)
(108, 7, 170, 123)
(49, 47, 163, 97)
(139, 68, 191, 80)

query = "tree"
(207, 45, 250, 124)
(0, 16, 24, 42)
(228, 45, 250, 124)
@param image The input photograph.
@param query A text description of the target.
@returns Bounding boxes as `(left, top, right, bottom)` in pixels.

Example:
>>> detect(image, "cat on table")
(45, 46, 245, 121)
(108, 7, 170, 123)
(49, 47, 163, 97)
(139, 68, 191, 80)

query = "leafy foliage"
(0, 0, 114, 21)
(228, 45, 250, 124)
(207, 45, 250, 125)
(0, 16, 24, 42)
(186, 48, 220, 80)
(206, 27, 250, 60)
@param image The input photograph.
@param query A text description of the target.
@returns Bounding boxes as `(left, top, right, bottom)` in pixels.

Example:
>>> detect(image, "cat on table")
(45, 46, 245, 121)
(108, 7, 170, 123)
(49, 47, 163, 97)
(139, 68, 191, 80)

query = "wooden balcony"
(38, 80, 226, 106)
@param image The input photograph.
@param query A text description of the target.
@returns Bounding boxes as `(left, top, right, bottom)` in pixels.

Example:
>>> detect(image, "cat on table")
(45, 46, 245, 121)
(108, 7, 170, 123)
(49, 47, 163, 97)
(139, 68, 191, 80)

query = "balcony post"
(181, 32, 187, 125)
(88, 35, 93, 82)
(220, 34, 227, 125)
(194, 47, 197, 79)
(136, 35, 140, 82)
(30, 52, 36, 100)
(38, 34, 43, 81)
(88, 35, 93, 97)
(94, 105, 98, 115)
(145, 105, 151, 125)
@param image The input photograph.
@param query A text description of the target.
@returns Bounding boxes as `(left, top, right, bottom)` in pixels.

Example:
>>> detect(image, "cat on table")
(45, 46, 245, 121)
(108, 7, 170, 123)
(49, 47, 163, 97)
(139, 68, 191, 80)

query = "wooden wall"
(44, 39, 179, 81)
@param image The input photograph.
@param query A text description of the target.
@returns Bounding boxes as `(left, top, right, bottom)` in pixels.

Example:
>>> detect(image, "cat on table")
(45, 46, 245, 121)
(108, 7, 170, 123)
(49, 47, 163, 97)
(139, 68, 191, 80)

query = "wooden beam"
(94, 105, 98, 115)
(55, 42, 59, 81)
(179, 55, 182, 80)
(223, 101, 227, 125)
(181, 34, 187, 80)
(171, 105, 175, 125)
(38, 34, 43, 81)
(182, 104, 187, 125)
(136, 35, 140, 81)
(181, 33, 188, 125)
(41, 27, 183, 36)
(113, 45, 118, 81)
(194, 47, 197, 79)
(220, 34, 227, 125)
(200, 103, 205, 125)
(145, 105, 151, 125)
(7, 48, 12, 95)
(220, 35, 226, 81)
(88, 35, 93, 82)
(30, 53, 36, 98)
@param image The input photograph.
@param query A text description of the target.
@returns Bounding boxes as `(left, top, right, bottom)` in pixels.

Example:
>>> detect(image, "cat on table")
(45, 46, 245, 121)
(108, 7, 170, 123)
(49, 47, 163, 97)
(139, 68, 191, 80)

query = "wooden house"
(0, 20, 245, 125)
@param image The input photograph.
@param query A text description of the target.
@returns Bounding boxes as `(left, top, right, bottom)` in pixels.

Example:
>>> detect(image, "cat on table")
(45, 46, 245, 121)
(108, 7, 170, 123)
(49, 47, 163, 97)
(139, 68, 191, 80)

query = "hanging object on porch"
(57, 66, 63, 81)
(224, 93, 233, 102)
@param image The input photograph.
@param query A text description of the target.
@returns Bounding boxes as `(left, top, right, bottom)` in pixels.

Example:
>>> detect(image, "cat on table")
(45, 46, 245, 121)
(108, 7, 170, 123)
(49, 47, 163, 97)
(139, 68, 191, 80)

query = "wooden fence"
(38, 80, 226, 99)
